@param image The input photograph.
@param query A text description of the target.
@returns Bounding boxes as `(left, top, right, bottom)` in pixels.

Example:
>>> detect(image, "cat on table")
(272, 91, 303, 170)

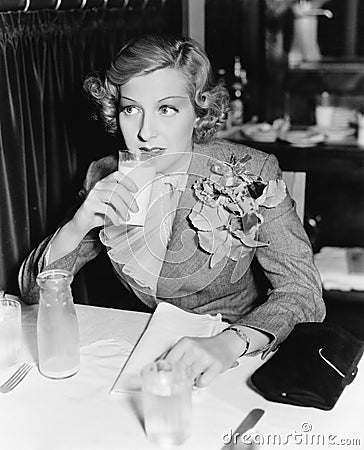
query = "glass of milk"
(118, 150, 157, 226)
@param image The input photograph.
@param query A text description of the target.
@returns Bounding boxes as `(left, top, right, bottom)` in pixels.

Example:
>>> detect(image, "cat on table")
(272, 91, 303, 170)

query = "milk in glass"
(118, 150, 156, 226)
(37, 270, 79, 379)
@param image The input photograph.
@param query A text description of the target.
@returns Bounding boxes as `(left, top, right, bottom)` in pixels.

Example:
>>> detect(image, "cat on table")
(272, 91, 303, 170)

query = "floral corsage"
(188, 154, 286, 268)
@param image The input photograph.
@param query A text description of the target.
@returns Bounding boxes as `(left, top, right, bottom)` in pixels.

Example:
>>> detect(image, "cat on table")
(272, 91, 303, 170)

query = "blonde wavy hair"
(83, 35, 229, 144)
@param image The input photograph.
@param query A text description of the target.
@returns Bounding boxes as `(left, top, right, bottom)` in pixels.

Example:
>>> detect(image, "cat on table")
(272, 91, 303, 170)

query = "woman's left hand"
(163, 332, 243, 388)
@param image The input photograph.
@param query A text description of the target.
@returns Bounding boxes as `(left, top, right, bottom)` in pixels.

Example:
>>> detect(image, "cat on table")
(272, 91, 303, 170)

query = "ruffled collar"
(99, 164, 189, 299)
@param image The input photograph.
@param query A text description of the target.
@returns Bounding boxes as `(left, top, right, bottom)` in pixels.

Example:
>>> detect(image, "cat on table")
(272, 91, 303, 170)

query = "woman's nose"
(138, 113, 158, 142)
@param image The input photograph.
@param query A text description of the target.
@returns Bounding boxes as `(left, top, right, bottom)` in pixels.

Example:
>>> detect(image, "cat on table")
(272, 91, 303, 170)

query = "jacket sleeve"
(233, 154, 326, 355)
(18, 162, 104, 305)
(18, 228, 102, 305)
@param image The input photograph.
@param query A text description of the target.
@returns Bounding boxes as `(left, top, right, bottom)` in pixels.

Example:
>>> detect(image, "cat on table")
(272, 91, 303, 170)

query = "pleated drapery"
(0, 4, 182, 298)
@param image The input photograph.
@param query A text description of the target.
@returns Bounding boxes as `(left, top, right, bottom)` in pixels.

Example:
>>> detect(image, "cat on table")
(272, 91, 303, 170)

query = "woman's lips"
(139, 147, 166, 154)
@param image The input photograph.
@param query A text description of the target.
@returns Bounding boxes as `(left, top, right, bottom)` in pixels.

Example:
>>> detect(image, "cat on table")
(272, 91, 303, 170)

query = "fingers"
(72, 170, 142, 234)
(98, 187, 133, 218)
(91, 176, 139, 221)
(194, 364, 222, 388)
(163, 337, 225, 388)
(163, 337, 189, 363)
(113, 171, 139, 193)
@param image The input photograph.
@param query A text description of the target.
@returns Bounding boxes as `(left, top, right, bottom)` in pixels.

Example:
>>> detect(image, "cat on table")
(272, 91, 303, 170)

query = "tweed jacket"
(19, 139, 325, 354)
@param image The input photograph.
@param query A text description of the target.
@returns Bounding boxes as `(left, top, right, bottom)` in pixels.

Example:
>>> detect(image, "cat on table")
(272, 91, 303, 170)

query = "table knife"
(221, 408, 265, 449)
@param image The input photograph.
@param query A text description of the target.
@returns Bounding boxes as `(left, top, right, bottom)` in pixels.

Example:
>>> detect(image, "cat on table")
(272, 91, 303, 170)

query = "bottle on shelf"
(217, 67, 228, 131)
(229, 56, 244, 127)
(315, 91, 333, 128)
(357, 103, 364, 147)
(228, 56, 250, 127)
(217, 67, 227, 87)
(240, 67, 251, 121)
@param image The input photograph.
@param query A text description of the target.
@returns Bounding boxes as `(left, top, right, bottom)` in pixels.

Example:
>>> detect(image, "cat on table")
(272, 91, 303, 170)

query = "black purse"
(250, 322, 364, 410)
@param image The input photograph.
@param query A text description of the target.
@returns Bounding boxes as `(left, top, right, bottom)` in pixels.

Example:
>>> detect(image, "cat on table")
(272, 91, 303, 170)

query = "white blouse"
(100, 167, 189, 299)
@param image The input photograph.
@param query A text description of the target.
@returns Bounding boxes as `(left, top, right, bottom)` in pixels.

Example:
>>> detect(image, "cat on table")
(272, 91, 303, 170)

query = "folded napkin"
(314, 247, 364, 291)
(110, 302, 229, 395)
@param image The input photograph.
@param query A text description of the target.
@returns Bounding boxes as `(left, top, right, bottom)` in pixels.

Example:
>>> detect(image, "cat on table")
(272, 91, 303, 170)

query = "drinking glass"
(141, 360, 193, 448)
(0, 298, 22, 368)
(118, 150, 157, 226)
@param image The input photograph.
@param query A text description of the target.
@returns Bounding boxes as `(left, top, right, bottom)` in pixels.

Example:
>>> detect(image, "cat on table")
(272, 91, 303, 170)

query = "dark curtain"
(0, 3, 182, 300)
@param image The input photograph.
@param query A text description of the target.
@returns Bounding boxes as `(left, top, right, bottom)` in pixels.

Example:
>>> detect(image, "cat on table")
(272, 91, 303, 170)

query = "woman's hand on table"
(162, 332, 244, 388)
(162, 327, 271, 387)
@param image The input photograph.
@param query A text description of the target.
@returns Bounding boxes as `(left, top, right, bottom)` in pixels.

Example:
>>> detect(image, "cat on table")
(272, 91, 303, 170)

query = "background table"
(0, 303, 363, 450)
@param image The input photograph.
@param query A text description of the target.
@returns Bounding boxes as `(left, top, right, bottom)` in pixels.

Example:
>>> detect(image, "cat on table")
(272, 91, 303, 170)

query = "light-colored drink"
(143, 389, 192, 447)
(315, 105, 334, 128)
(142, 360, 193, 447)
(118, 151, 156, 226)
(38, 356, 79, 379)
(315, 91, 334, 129)
(0, 299, 22, 368)
(37, 303, 80, 379)
(37, 270, 80, 379)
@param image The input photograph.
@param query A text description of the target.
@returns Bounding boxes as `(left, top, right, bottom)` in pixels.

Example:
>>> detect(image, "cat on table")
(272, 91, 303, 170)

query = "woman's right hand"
(71, 171, 139, 236)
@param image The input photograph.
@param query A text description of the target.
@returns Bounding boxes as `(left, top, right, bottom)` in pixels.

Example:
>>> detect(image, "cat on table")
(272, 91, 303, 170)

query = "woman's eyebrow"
(158, 96, 188, 102)
(120, 95, 188, 103)
(120, 96, 137, 102)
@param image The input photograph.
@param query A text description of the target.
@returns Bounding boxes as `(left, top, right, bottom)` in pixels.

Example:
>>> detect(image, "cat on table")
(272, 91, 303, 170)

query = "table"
(225, 132, 364, 176)
(1, 303, 363, 450)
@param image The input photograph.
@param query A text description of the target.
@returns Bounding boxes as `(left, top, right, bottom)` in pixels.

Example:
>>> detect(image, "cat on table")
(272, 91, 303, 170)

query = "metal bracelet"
(225, 326, 250, 356)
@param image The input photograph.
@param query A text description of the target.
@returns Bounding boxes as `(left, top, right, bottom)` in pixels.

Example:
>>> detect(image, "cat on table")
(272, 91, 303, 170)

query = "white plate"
(281, 130, 325, 146)
(311, 125, 355, 136)
(242, 131, 277, 143)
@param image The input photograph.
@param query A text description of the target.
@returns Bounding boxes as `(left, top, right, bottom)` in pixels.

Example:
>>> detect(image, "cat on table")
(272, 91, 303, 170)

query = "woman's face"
(118, 68, 197, 174)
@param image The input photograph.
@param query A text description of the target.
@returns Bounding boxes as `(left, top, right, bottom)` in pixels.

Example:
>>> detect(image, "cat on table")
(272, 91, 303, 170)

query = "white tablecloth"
(0, 304, 363, 450)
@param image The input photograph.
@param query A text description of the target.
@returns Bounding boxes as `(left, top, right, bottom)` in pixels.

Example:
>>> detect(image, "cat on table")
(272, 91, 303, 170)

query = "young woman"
(19, 35, 325, 387)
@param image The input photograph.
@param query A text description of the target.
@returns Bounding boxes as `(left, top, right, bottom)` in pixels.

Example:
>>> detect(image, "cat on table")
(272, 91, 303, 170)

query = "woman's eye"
(121, 105, 139, 115)
(159, 105, 178, 116)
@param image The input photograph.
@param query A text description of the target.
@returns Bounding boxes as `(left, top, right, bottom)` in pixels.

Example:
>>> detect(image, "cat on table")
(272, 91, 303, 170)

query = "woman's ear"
(194, 117, 200, 128)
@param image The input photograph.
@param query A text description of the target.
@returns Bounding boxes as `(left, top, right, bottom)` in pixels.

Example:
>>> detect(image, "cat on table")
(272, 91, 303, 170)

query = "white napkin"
(110, 302, 229, 395)
(314, 246, 364, 291)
